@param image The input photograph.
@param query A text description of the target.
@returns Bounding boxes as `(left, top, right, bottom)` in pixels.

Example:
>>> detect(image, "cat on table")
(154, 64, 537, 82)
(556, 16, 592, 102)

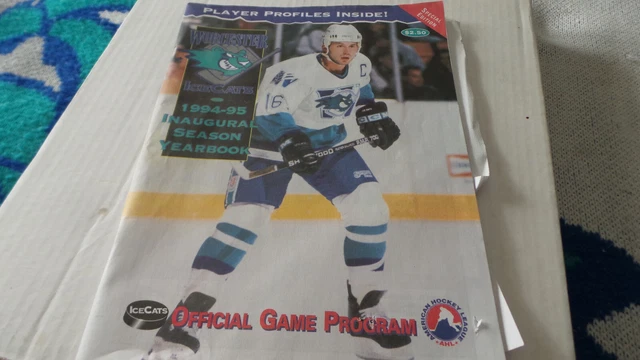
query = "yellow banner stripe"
(124, 192, 479, 221)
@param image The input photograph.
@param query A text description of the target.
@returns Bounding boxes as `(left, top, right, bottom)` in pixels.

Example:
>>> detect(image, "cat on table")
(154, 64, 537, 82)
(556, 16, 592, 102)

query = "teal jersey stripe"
(253, 113, 347, 150)
(358, 84, 375, 105)
(305, 123, 347, 149)
(253, 113, 299, 142)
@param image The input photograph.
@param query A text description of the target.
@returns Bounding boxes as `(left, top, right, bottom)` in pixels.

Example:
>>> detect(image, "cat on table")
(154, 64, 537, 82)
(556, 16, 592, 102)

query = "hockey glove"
(278, 132, 322, 175)
(356, 101, 401, 150)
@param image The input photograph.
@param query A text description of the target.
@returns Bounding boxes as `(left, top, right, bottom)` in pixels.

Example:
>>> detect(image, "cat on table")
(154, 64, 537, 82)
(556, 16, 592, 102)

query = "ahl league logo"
(420, 298, 469, 347)
(315, 85, 359, 119)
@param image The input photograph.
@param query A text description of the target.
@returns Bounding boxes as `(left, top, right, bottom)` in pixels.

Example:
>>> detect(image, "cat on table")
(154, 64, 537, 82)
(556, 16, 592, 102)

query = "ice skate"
(142, 292, 216, 360)
(347, 282, 414, 360)
(142, 327, 197, 360)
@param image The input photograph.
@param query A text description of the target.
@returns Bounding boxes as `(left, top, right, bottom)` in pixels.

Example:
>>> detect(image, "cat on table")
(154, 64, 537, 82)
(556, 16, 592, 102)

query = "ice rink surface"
(82, 218, 504, 360)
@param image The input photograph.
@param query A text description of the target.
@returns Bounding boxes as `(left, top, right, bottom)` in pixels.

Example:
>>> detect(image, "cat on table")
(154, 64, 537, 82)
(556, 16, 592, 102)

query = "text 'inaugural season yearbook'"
(76, 2, 506, 360)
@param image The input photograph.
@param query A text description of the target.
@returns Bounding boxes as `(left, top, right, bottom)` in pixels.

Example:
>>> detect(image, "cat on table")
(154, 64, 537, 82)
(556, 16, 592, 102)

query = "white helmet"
(322, 24, 362, 50)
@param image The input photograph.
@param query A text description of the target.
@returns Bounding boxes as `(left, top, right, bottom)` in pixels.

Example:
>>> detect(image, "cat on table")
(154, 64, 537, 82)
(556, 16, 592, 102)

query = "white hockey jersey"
(251, 53, 375, 152)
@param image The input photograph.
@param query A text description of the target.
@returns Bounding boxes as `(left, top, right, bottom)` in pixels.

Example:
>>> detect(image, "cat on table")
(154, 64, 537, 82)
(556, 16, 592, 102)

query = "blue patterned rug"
(1, 1, 638, 359)
(0, 0, 134, 202)
(561, 220, 640, 359)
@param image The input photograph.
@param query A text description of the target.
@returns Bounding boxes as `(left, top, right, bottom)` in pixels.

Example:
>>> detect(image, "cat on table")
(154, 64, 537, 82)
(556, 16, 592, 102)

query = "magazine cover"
(76, 2, 506, 359)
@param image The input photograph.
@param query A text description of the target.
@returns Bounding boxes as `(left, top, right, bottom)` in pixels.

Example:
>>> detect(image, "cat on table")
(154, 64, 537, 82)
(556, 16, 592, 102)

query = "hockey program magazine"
(76, 2, 506, 360)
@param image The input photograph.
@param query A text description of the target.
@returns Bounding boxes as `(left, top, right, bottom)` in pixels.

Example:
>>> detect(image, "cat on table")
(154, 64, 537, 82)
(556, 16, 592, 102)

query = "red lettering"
(229, 313, 241, 329)
(350, 317, 362, 334)
(187, 311, 198, 328)
(401, 319, 417, 336)
(260, 308, 277, 331)
(224, 313, 231, 328)
(213, 312, 225, 329)
(324, 311, 339, 332)
(339, 316, 349, 333)
(276, 313, 290, 331)
(242, 313, 252, 330)
(388, 318, 401, 335)
(306, 315, 317, 332)
(376, 318, 389, 334)
(290, 315, 303, 331)
(172, 306, 188, 327)
(363, 318, 376, 334)
(197, 313, 209, 328)
(206, 312, 214, 329)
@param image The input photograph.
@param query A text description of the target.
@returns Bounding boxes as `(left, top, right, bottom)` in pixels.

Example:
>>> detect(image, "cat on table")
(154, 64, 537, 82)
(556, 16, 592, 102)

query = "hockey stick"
(231, 134, 380, 180)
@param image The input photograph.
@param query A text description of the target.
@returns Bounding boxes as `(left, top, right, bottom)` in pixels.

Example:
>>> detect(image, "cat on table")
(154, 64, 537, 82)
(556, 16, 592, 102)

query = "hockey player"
(145, 24, 410, 360)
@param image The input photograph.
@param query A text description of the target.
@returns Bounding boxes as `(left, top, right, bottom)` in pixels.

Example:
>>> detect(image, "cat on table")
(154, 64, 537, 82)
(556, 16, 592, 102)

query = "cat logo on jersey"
(315, 85, 359, 119)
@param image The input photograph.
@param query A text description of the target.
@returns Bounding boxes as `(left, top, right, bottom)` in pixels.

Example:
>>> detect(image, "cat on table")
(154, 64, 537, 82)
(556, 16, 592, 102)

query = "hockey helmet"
(322, 24, 362, 50)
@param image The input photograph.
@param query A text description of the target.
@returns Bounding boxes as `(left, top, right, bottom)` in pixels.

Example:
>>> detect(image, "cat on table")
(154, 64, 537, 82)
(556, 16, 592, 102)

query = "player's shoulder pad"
(353, 53, 372, 79)
(264, 54, 316, 89)
(354, 53, 372, 68)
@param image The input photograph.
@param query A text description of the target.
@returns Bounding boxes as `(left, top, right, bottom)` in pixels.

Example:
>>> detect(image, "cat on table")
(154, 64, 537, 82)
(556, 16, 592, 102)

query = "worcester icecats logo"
(315, 85, 359, 119)
(188, 46, 253, 77)
(420, 298, 469, 347)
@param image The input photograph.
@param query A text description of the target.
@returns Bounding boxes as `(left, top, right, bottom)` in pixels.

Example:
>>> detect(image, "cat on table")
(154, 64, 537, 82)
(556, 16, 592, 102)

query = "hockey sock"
(343, 223, 387, 300)
(182, 203, 271, 303)
(181, 222, 258, 301)
(192, 221, 257, 274)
